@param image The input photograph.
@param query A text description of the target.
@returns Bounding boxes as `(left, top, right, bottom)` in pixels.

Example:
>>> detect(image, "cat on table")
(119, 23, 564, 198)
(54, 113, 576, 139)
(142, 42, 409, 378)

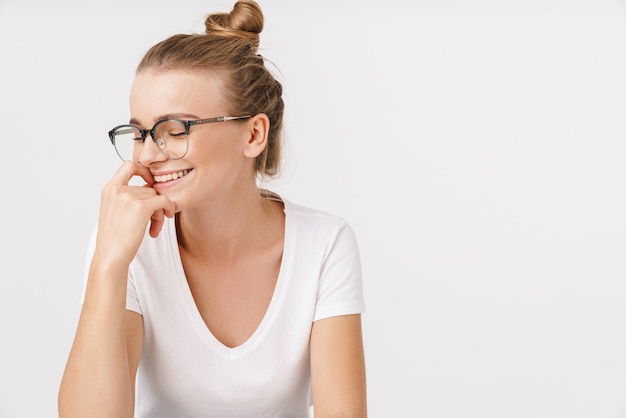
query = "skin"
(58, 69, 367, 417)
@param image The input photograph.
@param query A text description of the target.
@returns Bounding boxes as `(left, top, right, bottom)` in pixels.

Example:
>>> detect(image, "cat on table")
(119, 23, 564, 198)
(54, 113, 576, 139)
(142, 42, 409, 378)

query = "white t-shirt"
(82, 195, 365, 417)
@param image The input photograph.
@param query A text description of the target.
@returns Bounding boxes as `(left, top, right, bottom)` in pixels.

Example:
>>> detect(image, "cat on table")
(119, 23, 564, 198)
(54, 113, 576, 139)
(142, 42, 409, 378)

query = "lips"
(153, 168, 193, 183)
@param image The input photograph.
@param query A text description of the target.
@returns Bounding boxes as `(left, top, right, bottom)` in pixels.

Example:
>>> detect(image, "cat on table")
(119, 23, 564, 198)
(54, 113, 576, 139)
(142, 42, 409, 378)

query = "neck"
(176, 187, 283, 262)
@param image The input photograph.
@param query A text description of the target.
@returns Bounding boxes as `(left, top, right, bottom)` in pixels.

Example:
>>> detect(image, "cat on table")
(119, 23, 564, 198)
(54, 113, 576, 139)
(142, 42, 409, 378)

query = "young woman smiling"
(59, 1, 367, 417)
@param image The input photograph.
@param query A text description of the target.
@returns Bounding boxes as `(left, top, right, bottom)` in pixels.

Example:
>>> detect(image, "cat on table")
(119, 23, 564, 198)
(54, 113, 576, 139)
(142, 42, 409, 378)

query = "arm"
(58, 288, 144, 417)
(310, 314, 367, 418)
(58, 162, 175, 417)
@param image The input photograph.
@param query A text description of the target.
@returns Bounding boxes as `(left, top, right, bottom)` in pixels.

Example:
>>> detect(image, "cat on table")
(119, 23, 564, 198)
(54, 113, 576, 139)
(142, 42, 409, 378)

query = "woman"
(58, 1, 367, 416)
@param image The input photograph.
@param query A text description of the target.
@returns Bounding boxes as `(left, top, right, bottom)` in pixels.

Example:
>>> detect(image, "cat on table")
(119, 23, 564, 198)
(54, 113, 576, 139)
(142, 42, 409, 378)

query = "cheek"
(188, 133, 246, 166)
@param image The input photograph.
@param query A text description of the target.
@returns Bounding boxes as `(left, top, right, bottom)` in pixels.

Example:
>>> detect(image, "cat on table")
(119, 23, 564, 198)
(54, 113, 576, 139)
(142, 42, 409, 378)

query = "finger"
(147, 196, 176, 237)
(164, 207, 177, 218)
(149, 209, 165, 238)
(155, 194, 176, 215)
(101, 182, 159, 204)
(144, 194, 176, 220)
(164, 200, 177, 218)
(109, 161, 155, 186)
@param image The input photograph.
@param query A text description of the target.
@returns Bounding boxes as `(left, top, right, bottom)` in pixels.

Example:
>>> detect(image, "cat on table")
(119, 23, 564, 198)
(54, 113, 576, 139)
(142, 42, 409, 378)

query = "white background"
(1, 0, 626, 417)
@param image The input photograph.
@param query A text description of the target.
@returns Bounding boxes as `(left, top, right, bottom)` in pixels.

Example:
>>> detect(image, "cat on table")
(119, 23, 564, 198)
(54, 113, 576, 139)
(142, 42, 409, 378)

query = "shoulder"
(283, 198, 358, 250)
(276, 194, 360, 256)
(282, 196, 350, 232)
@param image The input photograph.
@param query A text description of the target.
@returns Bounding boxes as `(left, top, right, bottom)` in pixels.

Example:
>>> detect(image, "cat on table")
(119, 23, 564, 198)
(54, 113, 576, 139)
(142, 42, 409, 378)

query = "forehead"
(129, 69, 227, 122)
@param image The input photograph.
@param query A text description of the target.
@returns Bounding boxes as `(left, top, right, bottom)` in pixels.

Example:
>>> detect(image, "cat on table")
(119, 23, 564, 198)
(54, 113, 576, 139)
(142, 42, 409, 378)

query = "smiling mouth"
(153, 169, 193, 183)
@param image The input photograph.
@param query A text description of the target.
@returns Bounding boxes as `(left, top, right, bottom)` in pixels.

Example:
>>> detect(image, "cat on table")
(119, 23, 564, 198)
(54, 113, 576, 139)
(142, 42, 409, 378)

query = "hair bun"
(204, 0, 264, 52)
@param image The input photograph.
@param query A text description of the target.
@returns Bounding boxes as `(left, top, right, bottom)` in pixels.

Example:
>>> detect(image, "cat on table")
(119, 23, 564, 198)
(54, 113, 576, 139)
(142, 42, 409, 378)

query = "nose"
(137, 134, 168, 166)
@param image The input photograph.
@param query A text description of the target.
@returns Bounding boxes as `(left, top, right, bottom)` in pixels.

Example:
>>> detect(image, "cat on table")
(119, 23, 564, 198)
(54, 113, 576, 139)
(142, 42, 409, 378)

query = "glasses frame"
(108, 115, 252, 161)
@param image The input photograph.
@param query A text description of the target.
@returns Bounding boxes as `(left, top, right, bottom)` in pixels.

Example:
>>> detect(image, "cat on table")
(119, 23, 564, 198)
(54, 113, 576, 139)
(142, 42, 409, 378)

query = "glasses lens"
(112, 126, 142, 161)
(154, 120, 189, 160)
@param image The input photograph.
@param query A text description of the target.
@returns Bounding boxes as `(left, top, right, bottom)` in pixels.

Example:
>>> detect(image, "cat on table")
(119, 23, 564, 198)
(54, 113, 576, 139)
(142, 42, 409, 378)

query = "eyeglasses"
(108, 115, 251, 162)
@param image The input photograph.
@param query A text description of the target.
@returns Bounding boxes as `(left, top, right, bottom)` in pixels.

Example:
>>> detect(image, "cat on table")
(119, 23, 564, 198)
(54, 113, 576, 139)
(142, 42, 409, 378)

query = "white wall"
(1, 0, 625, 417)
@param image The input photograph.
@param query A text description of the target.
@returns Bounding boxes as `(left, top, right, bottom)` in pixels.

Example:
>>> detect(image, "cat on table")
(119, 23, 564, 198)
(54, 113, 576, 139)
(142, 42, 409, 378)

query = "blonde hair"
(137, 0, 283, 176)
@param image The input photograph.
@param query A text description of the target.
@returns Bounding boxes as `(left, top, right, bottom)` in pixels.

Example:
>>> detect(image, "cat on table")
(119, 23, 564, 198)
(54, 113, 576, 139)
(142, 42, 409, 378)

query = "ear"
(243, 113, 270, 159)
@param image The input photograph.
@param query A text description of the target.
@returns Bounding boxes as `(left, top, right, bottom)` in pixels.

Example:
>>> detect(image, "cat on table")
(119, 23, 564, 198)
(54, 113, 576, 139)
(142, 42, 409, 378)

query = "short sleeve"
(313, 220, 366, 322)
(79, 225, 98, 304)
(125, 270, 142, 314)
(80, 223, 142, 315)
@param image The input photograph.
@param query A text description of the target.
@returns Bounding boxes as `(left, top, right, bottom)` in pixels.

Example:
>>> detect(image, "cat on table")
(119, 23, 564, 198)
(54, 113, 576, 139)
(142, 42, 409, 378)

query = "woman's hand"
(59, 162, 163, 418)
(95, 161, 176, 267)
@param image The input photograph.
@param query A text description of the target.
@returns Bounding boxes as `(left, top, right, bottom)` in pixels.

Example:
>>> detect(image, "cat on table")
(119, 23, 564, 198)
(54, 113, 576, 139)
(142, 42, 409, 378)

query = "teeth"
(154, 169, 192, 183)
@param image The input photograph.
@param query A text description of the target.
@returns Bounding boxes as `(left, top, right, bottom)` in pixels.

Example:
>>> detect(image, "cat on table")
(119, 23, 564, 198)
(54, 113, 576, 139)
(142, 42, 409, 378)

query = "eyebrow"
(129, 113, 201, 127)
